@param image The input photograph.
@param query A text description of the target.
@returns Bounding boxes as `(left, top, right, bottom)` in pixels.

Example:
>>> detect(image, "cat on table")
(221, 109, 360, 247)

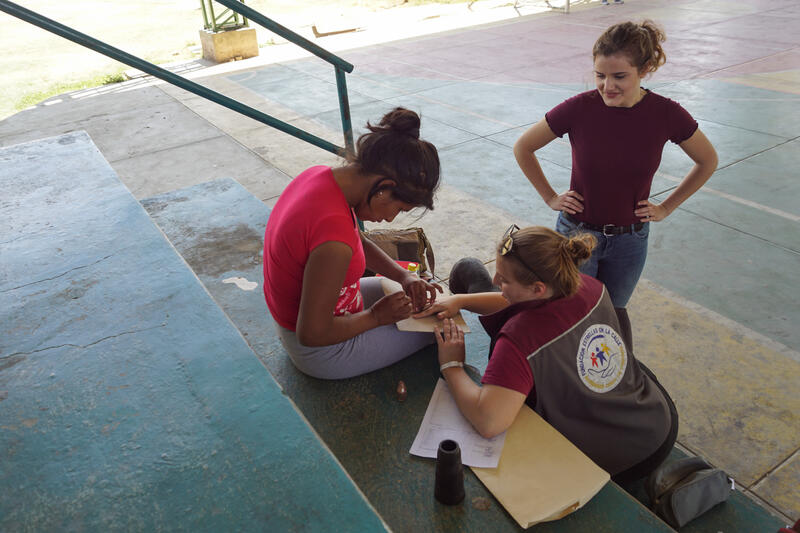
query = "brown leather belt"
(563, 213, 645, 236)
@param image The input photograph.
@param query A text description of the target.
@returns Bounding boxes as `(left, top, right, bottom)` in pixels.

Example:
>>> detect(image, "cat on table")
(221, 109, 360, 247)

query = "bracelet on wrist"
(439, 361, 464, 372)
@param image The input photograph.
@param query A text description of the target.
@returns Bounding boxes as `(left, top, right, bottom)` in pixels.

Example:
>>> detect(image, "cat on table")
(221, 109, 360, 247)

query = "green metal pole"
(335, 67, 355, 156)
(0, 0, 345, 156)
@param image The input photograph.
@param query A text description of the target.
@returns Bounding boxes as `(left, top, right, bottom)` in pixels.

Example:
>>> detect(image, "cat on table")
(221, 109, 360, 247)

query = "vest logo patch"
(576, 324, 627, 393)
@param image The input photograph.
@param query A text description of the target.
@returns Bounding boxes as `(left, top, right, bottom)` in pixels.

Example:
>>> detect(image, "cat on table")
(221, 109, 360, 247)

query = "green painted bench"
(142, 177, 675, 532)
(0, 134, 385, 532)
(144, 176, 787, 532)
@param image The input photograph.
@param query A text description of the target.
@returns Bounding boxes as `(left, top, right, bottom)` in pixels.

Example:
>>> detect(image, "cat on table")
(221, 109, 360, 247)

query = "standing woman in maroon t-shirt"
(513, 20, 718, 345)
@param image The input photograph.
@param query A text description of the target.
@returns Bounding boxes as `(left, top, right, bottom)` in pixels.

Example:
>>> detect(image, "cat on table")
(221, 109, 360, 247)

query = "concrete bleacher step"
(141, 176, 788, 533)
(0, 132, 385, 532)
(141, 177, 673, 532)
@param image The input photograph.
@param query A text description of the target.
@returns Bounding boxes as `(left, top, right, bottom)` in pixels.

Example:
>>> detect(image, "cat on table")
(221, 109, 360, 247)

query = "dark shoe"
(448, 257, 497, 294)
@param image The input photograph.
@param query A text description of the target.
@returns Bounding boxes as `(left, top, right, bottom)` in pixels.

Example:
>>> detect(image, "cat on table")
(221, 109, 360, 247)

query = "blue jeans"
(555, 212, 649, 308)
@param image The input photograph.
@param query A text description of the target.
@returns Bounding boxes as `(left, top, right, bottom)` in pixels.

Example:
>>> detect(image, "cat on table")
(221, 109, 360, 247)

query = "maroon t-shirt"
(481, 336, 534, 397)
(545, 89, 698, 226)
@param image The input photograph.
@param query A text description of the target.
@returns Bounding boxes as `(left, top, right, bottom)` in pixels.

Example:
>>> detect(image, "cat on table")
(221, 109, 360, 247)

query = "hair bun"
(563, 234, 594, 264)
(378, 107, 421, 139)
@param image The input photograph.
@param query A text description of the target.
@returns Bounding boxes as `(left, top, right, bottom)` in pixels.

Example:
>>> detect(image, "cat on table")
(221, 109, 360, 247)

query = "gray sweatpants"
(275, 276, 435, 379)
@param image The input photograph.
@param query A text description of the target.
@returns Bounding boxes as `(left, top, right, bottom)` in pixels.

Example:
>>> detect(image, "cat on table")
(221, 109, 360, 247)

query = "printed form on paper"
(410, 378, 506, 468)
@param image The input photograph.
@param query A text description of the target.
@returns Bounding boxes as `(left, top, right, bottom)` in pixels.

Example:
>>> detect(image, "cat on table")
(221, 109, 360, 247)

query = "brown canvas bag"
(362, 227, 435, 277)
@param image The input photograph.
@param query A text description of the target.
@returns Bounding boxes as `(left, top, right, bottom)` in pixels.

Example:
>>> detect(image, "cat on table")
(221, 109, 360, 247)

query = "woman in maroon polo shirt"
(513, 20, 718, 346)
(416, 225, 677, 483)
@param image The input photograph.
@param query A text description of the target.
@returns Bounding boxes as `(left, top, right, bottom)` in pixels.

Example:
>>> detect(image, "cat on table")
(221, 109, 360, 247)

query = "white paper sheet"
(410, 378, 506, 468)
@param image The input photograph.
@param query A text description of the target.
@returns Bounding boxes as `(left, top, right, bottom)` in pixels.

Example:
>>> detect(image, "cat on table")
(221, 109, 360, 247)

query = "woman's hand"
(401, 274, 443, 313)
(434, 318, 465, 367)
(412, 296, 460, 320)
(547, 190, 584, 215)
(635, 200, 669, 222)
(370, 291, 414, 326)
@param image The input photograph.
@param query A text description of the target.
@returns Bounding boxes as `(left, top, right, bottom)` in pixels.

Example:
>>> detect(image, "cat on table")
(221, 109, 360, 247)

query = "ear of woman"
(367, 177, 396, 201)
(528, 280, 551, 299)
(262, 106, 443, 381)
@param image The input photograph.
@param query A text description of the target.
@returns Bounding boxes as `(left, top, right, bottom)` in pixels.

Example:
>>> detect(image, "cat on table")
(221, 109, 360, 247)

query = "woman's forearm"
(660, 160, 717, 215)
(442, 367, 498, 438)
(514, 147, 558, 204)
(297, 308, 379, 346)
(513, 118, 560, 205)
(442, 368, 524, 439)
(454, 292, 509, 315)
(296, 240, 384, 346)
(661, 128, 719, 215)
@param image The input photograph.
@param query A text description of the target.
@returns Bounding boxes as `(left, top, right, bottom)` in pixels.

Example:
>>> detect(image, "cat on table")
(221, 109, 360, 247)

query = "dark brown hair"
(496, 226, 596, 298)
(347, 107, 440, 210)
(593, 20, 666, 74)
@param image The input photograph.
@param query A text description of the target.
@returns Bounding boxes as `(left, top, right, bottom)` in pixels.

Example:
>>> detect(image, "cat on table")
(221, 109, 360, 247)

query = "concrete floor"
(1, 0, 798, 524)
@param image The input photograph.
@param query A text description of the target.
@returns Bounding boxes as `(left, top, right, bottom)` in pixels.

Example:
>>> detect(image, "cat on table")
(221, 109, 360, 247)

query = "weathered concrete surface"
(628, 281, 800, 487)
(142, 177, 679, 533)
(0, 83, 291, 202)
(0, 133, 385, 532)
(752, 450, 800, 522)
(158, 75, 341, 182)
(1, 0, 798, 523)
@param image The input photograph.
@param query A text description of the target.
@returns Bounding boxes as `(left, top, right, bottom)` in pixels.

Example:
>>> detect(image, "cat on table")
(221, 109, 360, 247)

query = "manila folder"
(471, 405, 609, 528)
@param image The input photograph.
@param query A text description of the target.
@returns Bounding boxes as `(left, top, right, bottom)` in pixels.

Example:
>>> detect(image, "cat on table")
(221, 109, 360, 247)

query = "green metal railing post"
(212, 0, 353, 73)
(335, 67, 355, 156)
(211, 0, 355, 153)
(0, 0, 345, 156)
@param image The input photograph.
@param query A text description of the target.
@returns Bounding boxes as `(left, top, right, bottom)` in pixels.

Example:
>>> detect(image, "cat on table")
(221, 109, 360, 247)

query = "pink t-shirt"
(263, 166, 366, 331)
(546, 89, 698, 226)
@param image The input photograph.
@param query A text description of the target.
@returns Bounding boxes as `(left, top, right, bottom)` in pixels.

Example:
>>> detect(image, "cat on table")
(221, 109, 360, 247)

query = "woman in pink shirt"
(263, 108, 443, 379)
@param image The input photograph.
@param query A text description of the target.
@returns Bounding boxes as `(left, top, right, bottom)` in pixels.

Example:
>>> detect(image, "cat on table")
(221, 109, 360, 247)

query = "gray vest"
(484, 278, 671, 475)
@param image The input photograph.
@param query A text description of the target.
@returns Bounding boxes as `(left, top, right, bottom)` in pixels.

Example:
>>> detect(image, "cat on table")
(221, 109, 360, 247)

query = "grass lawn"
(0, 0, 471, 121)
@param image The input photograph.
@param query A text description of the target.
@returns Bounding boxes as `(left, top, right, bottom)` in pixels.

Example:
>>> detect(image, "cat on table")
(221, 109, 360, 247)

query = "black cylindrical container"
(434, 439, 465, 505)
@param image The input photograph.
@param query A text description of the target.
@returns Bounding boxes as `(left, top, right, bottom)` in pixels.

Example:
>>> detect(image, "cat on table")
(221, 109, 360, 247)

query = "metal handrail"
(214, 0, 353, 72)
(213, 0, 354, 154)
(0, 0, 354, 156)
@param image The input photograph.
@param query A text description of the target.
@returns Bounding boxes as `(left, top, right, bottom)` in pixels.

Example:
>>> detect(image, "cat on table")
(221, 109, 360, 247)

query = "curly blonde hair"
(593, 20, 667, 74)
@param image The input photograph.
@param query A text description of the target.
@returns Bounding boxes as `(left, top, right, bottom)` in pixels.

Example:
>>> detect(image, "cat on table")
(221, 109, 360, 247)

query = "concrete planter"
(199, 27, 258, 63)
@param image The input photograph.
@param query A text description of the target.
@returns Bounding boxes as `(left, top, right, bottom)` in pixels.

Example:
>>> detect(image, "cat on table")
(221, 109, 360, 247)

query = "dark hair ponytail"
(497, 226, 596, 298)
(348, 107, 440, 210)
(593, 20, 666, 74)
